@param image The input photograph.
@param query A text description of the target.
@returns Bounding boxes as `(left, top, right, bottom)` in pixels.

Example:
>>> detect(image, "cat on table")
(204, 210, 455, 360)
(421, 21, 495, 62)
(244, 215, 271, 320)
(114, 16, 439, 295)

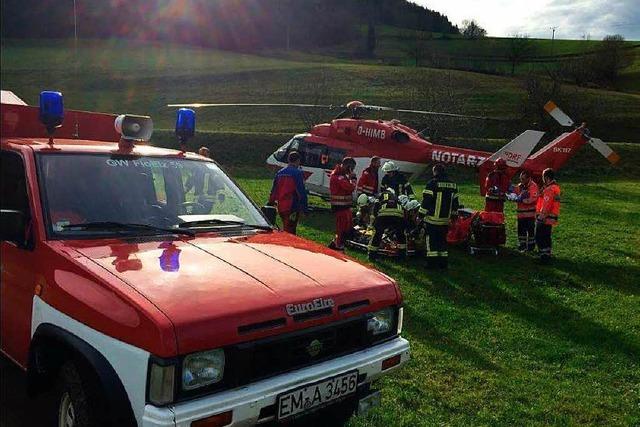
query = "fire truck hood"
(69, 231, 399, 355)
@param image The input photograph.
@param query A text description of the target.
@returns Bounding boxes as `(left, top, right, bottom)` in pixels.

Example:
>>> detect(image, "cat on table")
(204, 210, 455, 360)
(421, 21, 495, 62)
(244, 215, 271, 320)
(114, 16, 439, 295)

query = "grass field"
(2, 38, 640, 426)
(2, 39, 640, 142)
(229, 166, 640, 427)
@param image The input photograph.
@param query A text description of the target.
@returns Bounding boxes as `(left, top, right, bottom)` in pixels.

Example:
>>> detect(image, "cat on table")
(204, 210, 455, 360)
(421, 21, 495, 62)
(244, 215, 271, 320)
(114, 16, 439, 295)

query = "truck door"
(0, 150, 38, 366)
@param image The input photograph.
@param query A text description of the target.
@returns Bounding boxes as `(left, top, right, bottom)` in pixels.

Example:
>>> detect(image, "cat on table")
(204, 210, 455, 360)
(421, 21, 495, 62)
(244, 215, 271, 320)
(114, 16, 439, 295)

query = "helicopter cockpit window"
(274, 137, 302, 163)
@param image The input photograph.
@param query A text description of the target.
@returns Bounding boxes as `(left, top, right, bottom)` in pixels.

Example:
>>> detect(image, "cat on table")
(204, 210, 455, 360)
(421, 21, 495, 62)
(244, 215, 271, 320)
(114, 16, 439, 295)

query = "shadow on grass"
(393, 250, 640, 363)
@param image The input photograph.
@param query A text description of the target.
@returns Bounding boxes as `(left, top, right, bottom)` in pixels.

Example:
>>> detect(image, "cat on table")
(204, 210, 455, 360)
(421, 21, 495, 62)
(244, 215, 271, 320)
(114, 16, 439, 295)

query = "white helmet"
(398, 194, 409, 207)
(382, 161, 399, 173)
(357, 193, 370, 207)
(405, 200, 421, 211)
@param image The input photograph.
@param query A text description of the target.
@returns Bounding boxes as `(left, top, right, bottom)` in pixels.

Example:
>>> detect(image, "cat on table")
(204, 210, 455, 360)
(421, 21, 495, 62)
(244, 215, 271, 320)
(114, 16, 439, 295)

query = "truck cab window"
(0, 151, 31, 244)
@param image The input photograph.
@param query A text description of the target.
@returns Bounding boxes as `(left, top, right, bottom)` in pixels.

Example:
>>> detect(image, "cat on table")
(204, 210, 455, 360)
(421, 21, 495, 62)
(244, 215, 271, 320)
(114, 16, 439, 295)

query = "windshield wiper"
(178, 219, 273, 231)
(62, 221, 195, 237)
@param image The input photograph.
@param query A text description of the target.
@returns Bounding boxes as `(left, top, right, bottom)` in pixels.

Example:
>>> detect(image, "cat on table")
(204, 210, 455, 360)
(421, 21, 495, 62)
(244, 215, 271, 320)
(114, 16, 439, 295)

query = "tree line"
(0, 0, 458, 52)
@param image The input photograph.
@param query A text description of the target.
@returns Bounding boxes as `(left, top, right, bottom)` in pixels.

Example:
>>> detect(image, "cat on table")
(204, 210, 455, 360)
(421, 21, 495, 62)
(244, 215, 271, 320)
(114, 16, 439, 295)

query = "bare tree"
(461, 20, 486, 40)
(506, 34, 536, 76)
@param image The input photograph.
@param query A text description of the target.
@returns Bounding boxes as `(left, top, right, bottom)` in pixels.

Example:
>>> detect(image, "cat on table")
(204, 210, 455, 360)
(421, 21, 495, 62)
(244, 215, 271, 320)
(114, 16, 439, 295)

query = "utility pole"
(550, 26, 557, 57)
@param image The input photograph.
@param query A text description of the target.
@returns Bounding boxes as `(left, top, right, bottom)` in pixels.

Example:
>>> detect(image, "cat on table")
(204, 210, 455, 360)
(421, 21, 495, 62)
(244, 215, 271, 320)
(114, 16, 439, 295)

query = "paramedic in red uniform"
(484, 158, 510, 213)
(357, 156, 381, 197)
(268, 151, 308, 234)
(535, 168, 561, 263)
(513, 170, 539, 252)
(328, 157, 357, 251)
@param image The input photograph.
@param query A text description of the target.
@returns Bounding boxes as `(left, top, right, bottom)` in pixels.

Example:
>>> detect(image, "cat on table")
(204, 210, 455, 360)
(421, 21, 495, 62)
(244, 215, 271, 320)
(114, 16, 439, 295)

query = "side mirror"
(261, 205, 277, 225)
(0, 210, 26, 244)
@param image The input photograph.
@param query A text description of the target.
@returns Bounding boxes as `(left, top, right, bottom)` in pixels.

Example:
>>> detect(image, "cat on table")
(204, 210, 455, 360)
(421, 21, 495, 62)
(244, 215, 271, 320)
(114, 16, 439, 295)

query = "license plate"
(277, 370, 359, 421)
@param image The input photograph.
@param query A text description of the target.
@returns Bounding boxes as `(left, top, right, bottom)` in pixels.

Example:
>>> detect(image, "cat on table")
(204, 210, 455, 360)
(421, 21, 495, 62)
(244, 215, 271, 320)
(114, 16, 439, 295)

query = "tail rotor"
(543, 101, 620, 165)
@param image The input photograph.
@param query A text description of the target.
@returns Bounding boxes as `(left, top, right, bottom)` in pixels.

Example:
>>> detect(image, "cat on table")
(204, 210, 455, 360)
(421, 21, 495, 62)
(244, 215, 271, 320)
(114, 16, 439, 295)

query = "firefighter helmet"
(398, 194, 409, 207)
(382, 161, 399, 173)
(405, 200, 420, 211)
(357, 193, 370, 207)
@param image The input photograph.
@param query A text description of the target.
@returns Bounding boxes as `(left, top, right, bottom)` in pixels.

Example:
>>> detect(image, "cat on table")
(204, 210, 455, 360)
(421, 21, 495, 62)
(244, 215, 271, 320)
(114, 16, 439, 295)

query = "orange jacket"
(357, 166, 379, 196)
(536, 181, 561, 225)
(330, 165, 356, 210)
(514, 180, 539, 219)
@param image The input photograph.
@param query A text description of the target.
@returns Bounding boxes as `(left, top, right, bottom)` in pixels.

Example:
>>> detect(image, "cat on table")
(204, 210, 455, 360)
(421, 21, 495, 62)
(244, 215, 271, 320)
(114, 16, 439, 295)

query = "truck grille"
(228, 316, 370, 386)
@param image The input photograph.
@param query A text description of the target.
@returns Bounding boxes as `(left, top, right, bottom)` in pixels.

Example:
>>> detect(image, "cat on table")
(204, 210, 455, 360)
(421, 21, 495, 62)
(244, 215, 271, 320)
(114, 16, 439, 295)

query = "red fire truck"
(0, 91, 409, 427)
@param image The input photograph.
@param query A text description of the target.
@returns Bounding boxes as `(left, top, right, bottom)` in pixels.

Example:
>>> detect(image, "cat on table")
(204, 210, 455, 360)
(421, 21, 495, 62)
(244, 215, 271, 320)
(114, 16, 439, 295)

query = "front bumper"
(142, 337, 410, 427)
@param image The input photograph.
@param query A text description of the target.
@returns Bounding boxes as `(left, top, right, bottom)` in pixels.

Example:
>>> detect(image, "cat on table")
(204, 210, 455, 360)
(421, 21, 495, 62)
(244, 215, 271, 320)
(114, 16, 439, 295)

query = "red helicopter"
(169, 100, 620, 198)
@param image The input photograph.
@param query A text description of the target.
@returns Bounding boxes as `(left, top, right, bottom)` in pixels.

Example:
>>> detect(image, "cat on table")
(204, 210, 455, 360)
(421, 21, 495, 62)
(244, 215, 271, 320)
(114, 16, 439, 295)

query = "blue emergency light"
(39, 91, 64, 135)
(175, 108, 196, 143)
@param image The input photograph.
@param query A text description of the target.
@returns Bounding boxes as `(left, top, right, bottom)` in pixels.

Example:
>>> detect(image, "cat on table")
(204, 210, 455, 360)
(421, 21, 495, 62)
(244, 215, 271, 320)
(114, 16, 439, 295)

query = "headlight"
(182, 349, 225, 390)
(397, 307, 404, 335)
(367, 307, 395, 336)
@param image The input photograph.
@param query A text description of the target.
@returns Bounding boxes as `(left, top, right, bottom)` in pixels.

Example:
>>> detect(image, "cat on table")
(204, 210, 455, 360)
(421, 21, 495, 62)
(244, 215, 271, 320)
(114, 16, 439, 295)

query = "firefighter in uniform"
(535, 168, 561, 263)
(380, 161, 415, 199)
(357, 156, 381, 197)
(512, 170, 539, 252)
(484, 158, 510, 213)
(418, 163, 459, 269)
(328, 157, 357, 251)
(367, 188, 406, 260)
(268, 151, 308, 234)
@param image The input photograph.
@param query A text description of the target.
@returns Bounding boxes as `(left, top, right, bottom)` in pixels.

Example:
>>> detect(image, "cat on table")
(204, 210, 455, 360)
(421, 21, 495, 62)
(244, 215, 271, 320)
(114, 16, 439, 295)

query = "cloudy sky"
(413, 0, 640, 40)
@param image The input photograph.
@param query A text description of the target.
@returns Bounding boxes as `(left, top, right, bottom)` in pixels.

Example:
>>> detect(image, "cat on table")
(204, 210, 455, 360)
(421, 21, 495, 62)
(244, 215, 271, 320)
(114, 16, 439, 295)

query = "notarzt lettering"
(431, 151, 485, 167)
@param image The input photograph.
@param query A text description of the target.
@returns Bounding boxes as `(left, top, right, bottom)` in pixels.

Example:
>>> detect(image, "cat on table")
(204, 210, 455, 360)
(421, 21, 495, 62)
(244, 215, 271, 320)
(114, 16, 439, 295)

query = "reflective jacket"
(536, 181, 561, 226)
(514, 180, 539, 219)
(269, 165, 308, 214)
(419, 175, 459, 225)
(357, 166, 379, 196)
(373, 189, 404, 219)
(485, 170, 510, 200)
(381, 172, 415, 199)
(329, 165, 356, 211)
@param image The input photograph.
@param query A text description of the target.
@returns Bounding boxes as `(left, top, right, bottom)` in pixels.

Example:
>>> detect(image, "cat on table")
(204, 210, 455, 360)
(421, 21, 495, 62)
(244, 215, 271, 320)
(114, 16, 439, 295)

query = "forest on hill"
(0, 0, 458, 51)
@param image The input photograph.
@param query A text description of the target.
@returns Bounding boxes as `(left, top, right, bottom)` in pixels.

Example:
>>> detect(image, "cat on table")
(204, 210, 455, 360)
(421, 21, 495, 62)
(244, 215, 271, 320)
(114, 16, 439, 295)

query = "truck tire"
(54, 361, 108, 427)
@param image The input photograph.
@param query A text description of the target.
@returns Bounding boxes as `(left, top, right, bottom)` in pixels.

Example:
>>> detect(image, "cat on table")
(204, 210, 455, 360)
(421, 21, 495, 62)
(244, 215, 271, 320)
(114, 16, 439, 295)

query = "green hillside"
(2, 39, 639, 143)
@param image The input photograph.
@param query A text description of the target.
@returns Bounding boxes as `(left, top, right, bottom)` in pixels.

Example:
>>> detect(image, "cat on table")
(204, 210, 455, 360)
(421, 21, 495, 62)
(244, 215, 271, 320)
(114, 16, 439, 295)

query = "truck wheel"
(55, 361, 107, 427)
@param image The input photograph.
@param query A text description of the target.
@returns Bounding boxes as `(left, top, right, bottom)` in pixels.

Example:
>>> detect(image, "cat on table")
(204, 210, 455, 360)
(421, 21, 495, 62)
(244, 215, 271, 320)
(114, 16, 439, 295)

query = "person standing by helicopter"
(380, 161, 415, 199)
(484, 158, 510, 213)
(357, 156, 381, 197)
(418, 163, 459, 269)
(511, 170, 539, 252)
(268, 151, 308, 234)
(535, 168, 561, 263)
(328, 157, 357, 251)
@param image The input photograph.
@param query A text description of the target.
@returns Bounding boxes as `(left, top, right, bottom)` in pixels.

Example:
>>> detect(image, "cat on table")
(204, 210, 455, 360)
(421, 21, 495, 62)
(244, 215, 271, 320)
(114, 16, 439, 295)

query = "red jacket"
(357, 166, 379, 196)
(485, 170, 510, 200)
(514, 180, 539, 219)
(330, 165, 356, 211)
(536, 181, 561, 226)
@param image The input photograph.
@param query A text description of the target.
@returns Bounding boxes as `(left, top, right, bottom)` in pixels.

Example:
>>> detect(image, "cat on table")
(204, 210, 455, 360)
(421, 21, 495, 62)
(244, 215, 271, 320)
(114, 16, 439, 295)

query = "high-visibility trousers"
(535, 221, 553, 258)
(425, 223, 448, 268)
(517, 217, 536, 250)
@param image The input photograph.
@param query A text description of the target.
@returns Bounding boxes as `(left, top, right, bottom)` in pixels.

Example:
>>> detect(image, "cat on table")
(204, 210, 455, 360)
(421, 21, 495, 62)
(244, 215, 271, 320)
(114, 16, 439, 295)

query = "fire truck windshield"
(36, 153, 269, 238)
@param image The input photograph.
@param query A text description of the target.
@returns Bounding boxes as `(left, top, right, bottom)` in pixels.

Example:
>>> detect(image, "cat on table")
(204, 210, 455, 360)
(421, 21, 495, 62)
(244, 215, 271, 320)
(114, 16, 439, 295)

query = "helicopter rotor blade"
(167, 103, 337, 109)
(543, 101, 574, 127)
(588, 137, 621, 164)
(359, 104, 505, 121)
